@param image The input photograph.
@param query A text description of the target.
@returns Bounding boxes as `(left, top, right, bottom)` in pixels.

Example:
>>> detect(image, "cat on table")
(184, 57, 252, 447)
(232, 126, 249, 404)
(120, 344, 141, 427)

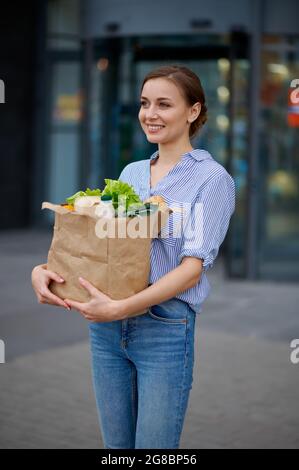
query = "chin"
(145, 133, 168, 144)
(146, 136, 163, 143)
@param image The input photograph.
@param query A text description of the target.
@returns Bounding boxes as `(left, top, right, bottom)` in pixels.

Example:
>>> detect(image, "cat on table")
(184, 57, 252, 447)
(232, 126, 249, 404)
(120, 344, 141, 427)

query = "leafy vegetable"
(66, 188, 101, 205)
(66, 191, 86, 205)
(85, 188, 102, 197)
(102, 179, 142, 210)
(65, 181, 142, 212)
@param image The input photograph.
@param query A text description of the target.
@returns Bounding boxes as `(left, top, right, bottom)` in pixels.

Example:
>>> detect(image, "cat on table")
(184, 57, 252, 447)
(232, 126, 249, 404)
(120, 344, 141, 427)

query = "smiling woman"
(31, 64, 235, 450)
(86, 65, 235, 449)
(138, 66, 207, 143)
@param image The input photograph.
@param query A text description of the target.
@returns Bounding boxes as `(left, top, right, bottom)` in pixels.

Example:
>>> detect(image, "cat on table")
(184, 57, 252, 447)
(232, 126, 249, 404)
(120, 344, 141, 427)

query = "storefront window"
(226, 58, 250, 278)
(259, 35, 299, 280)
(45, 61, 82, 222)
(88, 59, 105, 188)
(42, 0, 82, 224)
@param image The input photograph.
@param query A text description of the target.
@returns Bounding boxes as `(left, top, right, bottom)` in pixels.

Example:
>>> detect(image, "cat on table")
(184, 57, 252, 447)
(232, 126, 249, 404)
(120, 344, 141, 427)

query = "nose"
(145, 105, 159, 120)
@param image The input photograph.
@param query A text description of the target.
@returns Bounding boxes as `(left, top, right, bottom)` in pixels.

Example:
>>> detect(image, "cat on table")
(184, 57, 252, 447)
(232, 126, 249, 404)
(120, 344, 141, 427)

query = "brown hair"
(140, 64, 208, 139)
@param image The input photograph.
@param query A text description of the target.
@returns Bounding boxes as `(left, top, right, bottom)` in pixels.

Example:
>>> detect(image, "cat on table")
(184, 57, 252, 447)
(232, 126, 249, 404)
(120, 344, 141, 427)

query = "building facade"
(1, 0, 298, 281)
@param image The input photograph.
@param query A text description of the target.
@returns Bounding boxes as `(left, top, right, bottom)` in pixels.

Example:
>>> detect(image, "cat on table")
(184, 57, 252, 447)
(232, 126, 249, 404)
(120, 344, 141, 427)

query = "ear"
(188, 102, 201, 123)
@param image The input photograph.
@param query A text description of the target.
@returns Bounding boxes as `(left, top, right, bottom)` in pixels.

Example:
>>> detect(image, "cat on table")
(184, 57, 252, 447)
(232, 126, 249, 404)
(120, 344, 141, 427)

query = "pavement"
(0, 228, 299, 449)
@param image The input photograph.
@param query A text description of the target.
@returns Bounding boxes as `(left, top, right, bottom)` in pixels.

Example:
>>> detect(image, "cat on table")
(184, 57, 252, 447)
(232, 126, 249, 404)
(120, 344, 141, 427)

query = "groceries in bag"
(42, 180, 171, 305)
(94, 195, 115, 219)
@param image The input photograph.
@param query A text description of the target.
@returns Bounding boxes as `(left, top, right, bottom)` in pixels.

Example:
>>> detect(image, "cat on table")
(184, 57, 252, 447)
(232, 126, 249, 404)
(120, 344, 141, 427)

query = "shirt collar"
(149, 148, 213, 163)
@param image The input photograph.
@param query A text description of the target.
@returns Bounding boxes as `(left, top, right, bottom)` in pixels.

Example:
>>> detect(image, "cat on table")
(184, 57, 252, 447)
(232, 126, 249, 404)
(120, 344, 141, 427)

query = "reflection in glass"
(259, 35, 299, 280)
(46, 62, 82, 223)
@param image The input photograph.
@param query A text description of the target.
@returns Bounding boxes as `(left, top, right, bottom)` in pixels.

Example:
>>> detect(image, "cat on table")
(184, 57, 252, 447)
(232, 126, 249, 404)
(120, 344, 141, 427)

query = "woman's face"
(138, 78, 200, 145)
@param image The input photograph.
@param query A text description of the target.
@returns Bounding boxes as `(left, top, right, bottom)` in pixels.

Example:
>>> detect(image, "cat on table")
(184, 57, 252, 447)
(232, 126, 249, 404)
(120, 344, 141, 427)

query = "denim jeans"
(88, 297, 196, 449)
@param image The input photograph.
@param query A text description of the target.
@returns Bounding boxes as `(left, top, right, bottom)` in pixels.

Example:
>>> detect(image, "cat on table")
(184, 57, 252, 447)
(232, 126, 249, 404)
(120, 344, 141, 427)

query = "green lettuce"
(65, 181, 141, 211)
(66, 187, 101, 205)
(101, 179, 142, 210)
(85, 188, 102, 197)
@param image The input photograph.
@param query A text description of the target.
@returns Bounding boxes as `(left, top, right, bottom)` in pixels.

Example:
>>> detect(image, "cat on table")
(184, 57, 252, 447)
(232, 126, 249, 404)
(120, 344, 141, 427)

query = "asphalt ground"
(0, 229, 298, 448)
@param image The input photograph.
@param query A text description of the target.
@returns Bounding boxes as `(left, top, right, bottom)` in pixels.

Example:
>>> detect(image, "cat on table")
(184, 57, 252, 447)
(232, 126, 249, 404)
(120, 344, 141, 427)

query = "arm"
(118, 256, 203, 319)
(64, 173, 235, 323)
(119, 173, 235, 319)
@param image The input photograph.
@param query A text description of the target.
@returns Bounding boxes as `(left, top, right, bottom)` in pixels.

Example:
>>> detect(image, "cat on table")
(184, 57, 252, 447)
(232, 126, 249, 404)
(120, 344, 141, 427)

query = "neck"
(157, 139, 194, 166)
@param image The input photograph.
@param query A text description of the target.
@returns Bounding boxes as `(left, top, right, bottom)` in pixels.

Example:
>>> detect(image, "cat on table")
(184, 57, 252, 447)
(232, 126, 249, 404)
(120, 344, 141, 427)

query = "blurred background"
(0, 0, 298, 449)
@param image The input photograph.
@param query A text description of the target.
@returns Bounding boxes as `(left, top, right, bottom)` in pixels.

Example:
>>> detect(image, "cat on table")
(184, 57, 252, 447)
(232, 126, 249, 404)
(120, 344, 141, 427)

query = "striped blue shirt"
(118, 148, 235, 314)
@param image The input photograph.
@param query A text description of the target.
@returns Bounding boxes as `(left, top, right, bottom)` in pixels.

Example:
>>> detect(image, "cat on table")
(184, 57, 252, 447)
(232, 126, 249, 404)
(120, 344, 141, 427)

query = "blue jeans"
(88, 297, 196, 449)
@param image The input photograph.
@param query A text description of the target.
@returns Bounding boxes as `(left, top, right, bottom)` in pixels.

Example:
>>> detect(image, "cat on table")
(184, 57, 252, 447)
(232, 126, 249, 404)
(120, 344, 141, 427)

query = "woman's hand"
(31, 264, 71, 310)
(64, 277, 121, 323)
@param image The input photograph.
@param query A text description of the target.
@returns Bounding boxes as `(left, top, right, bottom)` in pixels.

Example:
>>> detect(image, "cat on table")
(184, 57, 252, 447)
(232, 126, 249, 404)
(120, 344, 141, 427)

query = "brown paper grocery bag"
(41, 202, 170, 315)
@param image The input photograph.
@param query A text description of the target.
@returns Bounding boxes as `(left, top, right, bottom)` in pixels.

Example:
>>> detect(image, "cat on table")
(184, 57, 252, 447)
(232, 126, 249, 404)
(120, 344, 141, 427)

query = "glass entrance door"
(116, 35, 250, 277)
(43, 53, 83, 224)
(89, 35, 249, 277)
(258, 35, 299, 280)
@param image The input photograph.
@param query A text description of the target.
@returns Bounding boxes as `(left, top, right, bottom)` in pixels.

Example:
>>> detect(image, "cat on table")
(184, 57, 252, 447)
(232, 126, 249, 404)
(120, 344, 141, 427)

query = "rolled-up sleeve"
(178, 172, 235, 271)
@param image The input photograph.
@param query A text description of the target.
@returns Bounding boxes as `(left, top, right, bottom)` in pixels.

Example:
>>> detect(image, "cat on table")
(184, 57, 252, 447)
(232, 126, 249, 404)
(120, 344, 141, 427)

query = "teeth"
(148, 125, 164, 130)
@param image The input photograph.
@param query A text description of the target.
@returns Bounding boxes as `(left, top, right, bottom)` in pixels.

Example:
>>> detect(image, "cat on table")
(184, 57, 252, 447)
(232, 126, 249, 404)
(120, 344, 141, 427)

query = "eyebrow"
(140, 96, 172, 101)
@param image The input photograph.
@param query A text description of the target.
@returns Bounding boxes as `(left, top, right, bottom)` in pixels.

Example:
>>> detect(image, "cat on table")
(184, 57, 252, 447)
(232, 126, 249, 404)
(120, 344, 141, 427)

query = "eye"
(159, 102, 170, 107)
(140, 100, 147, 107)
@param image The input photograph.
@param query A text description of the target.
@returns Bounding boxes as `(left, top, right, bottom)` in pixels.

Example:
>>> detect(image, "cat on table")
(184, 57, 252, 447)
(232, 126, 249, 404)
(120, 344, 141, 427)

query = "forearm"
(118, 260, 201, 319)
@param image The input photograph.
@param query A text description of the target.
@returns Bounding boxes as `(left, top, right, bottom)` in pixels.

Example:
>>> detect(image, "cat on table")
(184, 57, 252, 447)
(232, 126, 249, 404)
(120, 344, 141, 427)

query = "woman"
(31, 65, 235, 449)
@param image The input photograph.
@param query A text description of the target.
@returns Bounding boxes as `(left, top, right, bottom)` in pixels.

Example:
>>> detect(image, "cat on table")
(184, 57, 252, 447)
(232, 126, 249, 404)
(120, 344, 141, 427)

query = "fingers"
(32, 266, 69, 309)
(39, 287, 70, 310)
(44, 272, 68, 307)
(64, 298, 88, 312)
(46, 271, 65, 284)
(64, 298, 95, 322)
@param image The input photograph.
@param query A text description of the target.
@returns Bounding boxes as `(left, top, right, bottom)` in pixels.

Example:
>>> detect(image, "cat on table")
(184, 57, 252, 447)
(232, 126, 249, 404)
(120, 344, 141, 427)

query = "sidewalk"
(1, 330, 298, 449)
(0, 229, 298, 448)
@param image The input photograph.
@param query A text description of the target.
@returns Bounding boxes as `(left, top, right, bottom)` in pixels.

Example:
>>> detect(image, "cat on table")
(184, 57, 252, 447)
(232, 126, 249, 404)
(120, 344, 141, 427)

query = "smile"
(147, 125, 165, 132)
